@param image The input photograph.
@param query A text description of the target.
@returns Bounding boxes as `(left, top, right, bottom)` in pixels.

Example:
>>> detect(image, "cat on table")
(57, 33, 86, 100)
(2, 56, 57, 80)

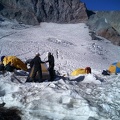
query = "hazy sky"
(81, 0, 120, 10)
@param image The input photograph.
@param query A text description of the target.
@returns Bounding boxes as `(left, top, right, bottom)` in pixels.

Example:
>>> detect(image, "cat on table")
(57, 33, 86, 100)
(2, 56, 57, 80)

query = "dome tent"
(71, 67, 91, 76)
(108, 62, 120, 73)
(71, 68, 86, 76)
(2, 56, 27, 71)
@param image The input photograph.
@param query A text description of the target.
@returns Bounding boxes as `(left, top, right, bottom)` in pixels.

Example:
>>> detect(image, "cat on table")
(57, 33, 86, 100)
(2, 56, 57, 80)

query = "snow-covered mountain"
(0, 18, 120, 120)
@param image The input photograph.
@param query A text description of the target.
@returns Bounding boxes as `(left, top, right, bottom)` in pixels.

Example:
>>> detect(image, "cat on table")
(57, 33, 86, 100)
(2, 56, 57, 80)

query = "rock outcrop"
(87, 11, 120, 46)
(0, 0, 88, 25)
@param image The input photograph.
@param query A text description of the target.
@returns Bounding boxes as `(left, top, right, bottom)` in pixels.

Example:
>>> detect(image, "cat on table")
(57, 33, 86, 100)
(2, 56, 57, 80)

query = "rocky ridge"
(87, 11, 120, 46)
(0, 0, 88, 25)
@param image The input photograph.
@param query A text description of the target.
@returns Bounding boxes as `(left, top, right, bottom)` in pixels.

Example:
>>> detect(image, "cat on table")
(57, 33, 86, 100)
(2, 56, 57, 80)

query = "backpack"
(102, 70, 110, 75)
(85, 67, 91, 74)
(0, 64, 5, 71)
(5, 64, 15, 72)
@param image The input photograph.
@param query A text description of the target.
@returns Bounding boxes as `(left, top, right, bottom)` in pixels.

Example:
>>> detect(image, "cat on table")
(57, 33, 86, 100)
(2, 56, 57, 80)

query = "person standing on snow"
(45, 52, 55, 81)
(26, 53, 44, 82)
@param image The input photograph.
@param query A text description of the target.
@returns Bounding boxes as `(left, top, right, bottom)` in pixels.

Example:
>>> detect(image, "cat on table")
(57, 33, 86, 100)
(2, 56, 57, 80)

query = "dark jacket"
(46, 54, 54, 69)
(30, 56, 44, 69)
(27, 55, 44, 82)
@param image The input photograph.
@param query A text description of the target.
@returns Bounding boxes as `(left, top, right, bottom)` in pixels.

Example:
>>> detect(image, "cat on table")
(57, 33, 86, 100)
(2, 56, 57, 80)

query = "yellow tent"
(71, 68, 86, 76)
(3, 56, 27, 71)
(108, 62, 120, 73)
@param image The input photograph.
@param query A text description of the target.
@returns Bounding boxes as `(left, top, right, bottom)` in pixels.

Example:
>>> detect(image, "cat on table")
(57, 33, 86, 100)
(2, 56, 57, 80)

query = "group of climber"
(0, 52, 55, 82)
(26, 52, 55, 82)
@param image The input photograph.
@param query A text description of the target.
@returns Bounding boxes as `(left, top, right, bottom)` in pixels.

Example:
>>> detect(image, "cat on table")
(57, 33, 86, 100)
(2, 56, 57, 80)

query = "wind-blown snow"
(0, 18, 120, 120)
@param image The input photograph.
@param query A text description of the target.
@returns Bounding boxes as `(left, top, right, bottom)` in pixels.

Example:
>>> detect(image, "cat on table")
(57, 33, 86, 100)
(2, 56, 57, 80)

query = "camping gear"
(2, 56, 27, 71)
(0, 62, 5, 74)
(1, 56, 5, 61)
(85, 67, 91, 74)
(108, 62, 120, 73)
(5, 63, 15, 72)
(71, 67, 92, 76)
(0, 63, 4, 71)
(71, 68, 86, 76)
(102, 70, 110, 75)
(26, 63, 50, 82)
(41, 63, 50, 80)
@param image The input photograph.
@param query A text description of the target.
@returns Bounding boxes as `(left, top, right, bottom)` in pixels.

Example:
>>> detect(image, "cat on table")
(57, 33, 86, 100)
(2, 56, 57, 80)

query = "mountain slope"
(0, 19, 120, 120)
